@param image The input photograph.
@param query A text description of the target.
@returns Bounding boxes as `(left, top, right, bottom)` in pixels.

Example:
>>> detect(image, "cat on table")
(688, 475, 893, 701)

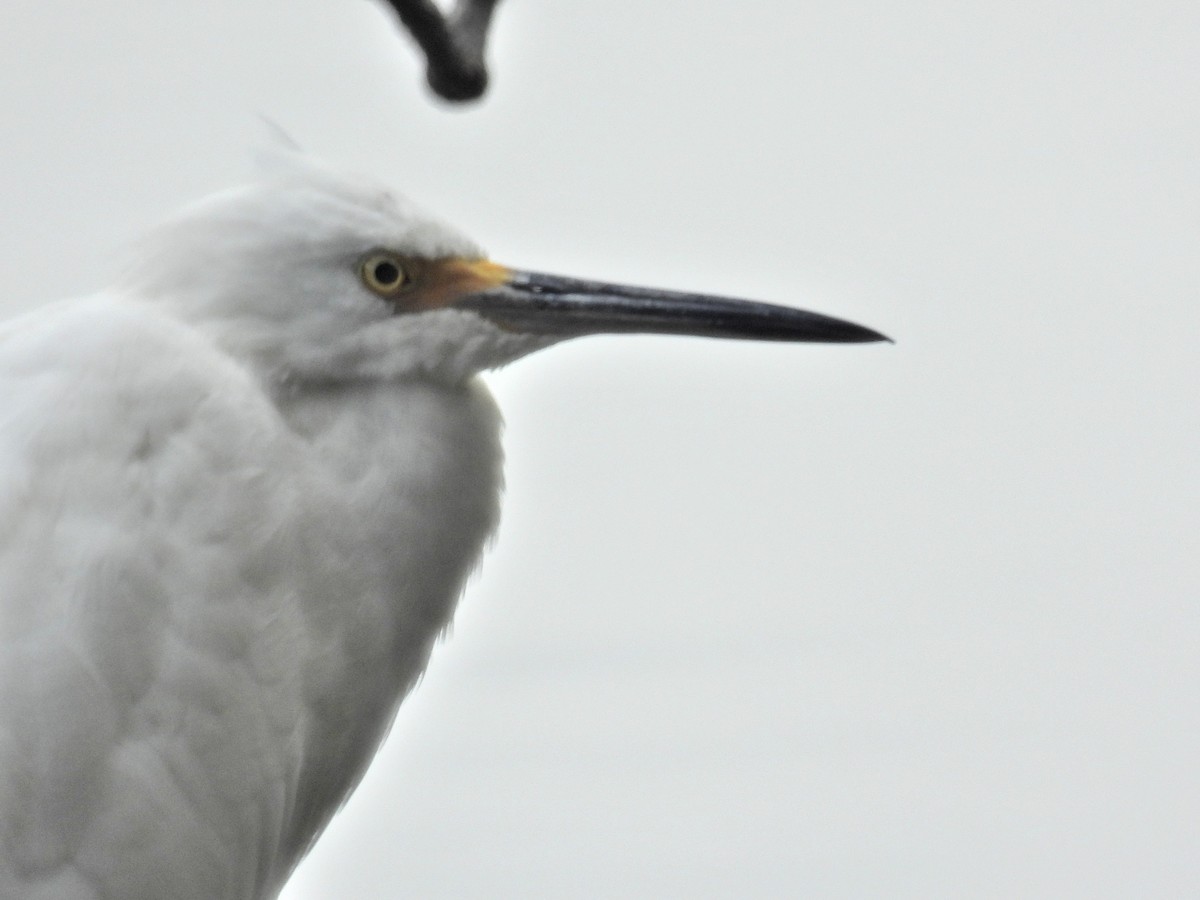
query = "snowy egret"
(0, 154, 887, 899)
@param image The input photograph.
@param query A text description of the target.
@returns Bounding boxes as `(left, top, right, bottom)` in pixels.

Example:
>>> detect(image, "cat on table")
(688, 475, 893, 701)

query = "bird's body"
(0, 291, 501, 898)
(0, 154, 885, 898)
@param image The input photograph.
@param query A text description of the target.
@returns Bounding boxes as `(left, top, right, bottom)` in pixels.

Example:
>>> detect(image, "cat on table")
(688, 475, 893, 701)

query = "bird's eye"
(360, 252, 411, 296)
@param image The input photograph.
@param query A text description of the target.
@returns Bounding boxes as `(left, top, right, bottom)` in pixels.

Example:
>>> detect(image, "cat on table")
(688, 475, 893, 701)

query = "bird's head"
(122, 155, 888, 386)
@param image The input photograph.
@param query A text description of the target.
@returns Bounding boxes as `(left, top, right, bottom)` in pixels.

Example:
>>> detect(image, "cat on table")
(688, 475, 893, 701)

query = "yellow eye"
(360, 252, 411, 295)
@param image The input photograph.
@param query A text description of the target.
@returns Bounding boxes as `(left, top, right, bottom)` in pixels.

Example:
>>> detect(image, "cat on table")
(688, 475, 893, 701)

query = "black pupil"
(372, 260, 401, 285)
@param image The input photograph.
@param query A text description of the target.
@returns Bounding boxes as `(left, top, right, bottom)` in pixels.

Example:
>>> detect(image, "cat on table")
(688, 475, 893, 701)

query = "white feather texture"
(0, 162, 519, 899)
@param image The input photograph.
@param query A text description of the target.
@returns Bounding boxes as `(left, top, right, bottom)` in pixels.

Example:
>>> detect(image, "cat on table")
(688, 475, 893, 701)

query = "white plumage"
(0, 153, 885, 899)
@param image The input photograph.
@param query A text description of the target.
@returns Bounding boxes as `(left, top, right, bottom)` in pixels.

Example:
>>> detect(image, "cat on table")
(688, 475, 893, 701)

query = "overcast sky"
(2, 1, 1197, 897)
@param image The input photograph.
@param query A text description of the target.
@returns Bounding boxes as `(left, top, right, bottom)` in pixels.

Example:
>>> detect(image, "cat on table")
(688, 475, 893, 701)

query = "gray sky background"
(2, 1, 1197, 897)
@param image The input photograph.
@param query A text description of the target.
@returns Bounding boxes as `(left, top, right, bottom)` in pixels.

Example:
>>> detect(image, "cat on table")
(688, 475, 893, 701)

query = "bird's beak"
(441, 260, 891, 344)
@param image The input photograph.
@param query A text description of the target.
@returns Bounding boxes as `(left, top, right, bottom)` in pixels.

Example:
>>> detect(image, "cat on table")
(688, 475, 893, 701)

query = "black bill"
(457, 270, 890, 344)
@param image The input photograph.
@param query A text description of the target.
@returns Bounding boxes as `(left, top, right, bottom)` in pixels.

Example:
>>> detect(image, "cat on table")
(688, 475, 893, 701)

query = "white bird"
(0, 153, 886, 899)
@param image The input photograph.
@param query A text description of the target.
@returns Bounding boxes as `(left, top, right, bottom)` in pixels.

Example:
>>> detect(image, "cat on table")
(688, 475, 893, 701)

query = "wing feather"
(0, 296, 313, 900)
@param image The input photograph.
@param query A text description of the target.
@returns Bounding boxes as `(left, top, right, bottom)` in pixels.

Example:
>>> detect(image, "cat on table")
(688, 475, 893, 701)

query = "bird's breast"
(270, 376, 504, 859)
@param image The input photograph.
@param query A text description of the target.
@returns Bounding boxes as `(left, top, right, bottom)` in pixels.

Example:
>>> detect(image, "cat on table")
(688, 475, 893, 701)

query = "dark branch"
(379, 0, 502, 102)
